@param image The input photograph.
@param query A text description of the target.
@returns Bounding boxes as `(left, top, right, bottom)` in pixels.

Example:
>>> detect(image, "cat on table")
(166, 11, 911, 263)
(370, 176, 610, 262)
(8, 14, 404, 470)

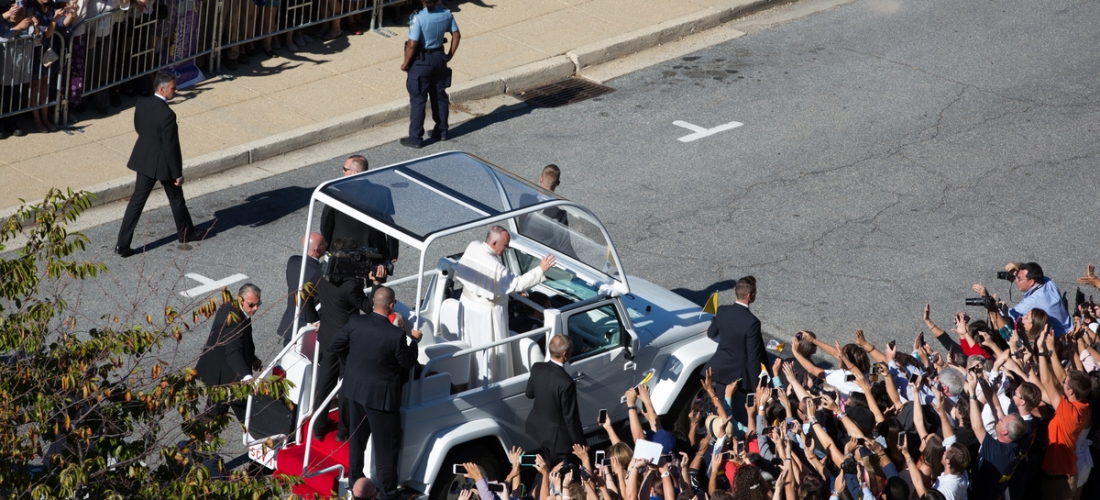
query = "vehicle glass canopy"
(318, 152, 624, 285)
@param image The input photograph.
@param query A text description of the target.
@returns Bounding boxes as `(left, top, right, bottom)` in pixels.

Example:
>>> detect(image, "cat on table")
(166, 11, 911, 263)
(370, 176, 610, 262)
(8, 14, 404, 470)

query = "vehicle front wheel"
(428, 446, 502, 500)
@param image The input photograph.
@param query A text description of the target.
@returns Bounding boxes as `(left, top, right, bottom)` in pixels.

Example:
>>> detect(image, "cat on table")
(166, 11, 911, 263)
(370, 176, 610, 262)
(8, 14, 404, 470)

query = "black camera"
(323, 247, 393, 282)
(841, 457, 858, 475)
(964, 295, 997, 309)
(997, 270, 1017, 282)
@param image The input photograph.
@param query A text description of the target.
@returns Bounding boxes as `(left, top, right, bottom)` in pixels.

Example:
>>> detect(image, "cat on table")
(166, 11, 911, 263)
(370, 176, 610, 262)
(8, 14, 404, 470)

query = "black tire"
(428, 445, 502, 500)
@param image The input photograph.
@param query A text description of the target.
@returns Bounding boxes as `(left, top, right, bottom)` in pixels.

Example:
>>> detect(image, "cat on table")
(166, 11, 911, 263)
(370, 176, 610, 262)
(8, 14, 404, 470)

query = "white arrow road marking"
(180, 273, 249, 298)
(673, 120, 744, 142)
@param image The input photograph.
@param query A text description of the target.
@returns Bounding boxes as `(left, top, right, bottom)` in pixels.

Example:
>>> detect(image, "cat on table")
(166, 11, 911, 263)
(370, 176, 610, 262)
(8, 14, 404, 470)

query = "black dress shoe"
(430, 129, 448, 141)
(335, 433, 348, 443)
(399, 137, 421, 149)
(115, 246, 135, 258)
(178, 229, 199, 243)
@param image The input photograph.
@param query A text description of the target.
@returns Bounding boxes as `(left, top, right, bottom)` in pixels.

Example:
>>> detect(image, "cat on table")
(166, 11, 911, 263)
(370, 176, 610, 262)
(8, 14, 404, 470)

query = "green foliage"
(0, 189, 295, 499)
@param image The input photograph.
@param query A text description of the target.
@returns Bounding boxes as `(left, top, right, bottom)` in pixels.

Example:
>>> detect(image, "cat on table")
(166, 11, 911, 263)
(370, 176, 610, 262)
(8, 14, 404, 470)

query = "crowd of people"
(455, 261, 1100, 500)
(0, 0, 416, 138)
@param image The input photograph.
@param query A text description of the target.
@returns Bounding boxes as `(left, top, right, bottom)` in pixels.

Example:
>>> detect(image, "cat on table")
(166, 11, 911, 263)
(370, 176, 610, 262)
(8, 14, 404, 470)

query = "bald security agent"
(399, 0, 459, 149)
(329, 286, 422, 496)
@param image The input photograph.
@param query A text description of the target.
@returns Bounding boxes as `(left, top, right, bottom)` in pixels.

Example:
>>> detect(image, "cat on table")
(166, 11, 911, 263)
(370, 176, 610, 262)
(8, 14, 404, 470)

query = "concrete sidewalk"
(0, 0, 775, 215)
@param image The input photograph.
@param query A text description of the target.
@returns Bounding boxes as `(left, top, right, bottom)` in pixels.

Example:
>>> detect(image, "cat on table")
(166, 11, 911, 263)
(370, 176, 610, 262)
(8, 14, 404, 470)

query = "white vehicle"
(242, 152, 717, 499)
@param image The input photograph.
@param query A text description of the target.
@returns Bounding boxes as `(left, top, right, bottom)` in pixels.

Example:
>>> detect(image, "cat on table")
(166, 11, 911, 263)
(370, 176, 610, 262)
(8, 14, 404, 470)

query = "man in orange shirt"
(1037, 331, 1092, 500)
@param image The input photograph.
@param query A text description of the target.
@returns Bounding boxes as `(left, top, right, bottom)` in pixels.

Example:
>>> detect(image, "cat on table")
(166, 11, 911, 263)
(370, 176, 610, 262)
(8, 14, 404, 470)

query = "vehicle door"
(558, 298, 642, 433)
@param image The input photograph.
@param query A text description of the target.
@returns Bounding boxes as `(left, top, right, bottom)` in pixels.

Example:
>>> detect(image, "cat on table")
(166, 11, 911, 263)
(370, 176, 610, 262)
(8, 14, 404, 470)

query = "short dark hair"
(945, 443, 970, 473)
(1016, 382, 1042, 411)
(1018, 262, 1045, 283)
(541, 164, 561, 184)
(884, 476, 910, 500)
(1067, 369, 1094, 401)
(734, 276, 756, 300)
(154, 71, 177, 92)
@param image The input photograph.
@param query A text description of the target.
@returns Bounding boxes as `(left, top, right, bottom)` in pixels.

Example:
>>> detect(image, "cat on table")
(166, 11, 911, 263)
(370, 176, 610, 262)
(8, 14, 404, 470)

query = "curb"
(0, 0, 780, 222)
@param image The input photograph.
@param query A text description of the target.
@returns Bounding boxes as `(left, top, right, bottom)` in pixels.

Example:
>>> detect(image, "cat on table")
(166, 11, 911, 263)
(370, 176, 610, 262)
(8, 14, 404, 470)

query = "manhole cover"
(515, 78, 615, 108)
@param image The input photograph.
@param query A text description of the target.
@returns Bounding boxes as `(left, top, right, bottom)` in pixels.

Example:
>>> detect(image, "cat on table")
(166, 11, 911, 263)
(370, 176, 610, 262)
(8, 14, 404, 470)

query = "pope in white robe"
(455, 226, 555, 388)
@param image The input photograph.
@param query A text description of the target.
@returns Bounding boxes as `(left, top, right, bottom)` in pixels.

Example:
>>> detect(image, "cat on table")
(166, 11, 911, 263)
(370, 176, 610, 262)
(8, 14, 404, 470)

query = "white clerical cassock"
(455, 240, 545, 387)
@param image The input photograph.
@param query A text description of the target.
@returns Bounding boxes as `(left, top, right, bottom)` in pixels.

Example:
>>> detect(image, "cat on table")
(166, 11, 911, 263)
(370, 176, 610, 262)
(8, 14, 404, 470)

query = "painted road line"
(673, 120, 744, 142)
(181, 273, 249, 298)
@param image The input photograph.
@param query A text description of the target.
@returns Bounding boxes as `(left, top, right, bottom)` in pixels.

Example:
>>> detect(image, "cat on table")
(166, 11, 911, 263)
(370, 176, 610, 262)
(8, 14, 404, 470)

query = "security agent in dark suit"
(312, 238, 373, 441)
(115, 71, 196, 258)
(525, 335, 585, 468)
(399, 0, 459, 148)
(703, 276, 769, 424)
(320, 156, 399, 278)
(330, 286, 422, 494)
(195, 283, 263, 421)
(277, 232, 326, 346)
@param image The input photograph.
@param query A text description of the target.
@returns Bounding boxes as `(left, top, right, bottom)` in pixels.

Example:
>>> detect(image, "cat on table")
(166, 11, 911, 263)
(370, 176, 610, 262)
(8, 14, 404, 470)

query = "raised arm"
(901, 434, 928, 498)
(933, 390, 954, 441)
(624, 388, 645, 442)
(1037, 329, 1063, 408)
(792, 334, 826, 380)
(806, 399, 845, 468)
(911, 375, 930, 439)
(965, 374, 988, 444)
(854, 329, 888, 364)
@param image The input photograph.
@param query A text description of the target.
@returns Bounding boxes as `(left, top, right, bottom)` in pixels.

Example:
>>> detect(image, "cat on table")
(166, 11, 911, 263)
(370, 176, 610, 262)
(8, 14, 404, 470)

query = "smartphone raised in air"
(453, 464, 467, 474)
(598, 409, 608, 425)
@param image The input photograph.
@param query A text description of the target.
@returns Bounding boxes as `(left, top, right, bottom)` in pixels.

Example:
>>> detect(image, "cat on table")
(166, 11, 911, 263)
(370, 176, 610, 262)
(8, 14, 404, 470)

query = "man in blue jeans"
(399, 0, 459, 148)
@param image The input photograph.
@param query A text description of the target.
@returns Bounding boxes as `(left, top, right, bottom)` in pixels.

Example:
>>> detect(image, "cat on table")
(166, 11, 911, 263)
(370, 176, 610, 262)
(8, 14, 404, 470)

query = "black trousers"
(116, 171, 194, 249)
(347, 400, 401, 496)
(312, 348, 350, 437)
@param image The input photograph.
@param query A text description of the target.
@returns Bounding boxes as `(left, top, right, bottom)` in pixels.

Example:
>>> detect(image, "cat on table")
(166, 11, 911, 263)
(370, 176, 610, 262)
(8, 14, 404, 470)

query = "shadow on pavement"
(448, 101, 532, 140)
(670, 279, 738, 306)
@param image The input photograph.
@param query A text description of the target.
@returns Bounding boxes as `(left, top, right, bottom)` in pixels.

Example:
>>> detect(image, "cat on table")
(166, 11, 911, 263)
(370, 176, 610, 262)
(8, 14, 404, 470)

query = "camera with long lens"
(323, 246, 393, 282)
(964, 295, 997, 309)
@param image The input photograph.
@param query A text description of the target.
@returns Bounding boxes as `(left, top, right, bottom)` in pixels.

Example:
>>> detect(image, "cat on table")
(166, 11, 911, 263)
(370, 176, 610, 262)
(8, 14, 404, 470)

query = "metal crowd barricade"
(3, 0, 413, 128)
(213, 0, 411, 70)
(0, 31, 65, 125)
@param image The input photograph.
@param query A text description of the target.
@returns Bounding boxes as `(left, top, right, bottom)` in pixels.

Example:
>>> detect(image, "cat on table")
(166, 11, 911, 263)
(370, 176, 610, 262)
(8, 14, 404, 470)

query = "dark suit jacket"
(704, 303, 767, 391)
(277, 255, 322, 344)
(195, 302, 258, 386)
(320, 205, 399, 262)
(329, 312, 419, 412)
(316, 277, 371, 353)
(127, 96, 182, 182)
(525, 361, 584, 454)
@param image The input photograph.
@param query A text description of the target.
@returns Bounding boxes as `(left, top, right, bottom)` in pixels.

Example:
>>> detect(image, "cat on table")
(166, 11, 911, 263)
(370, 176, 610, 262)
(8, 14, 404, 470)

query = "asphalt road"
(48, 0, 1100, 457)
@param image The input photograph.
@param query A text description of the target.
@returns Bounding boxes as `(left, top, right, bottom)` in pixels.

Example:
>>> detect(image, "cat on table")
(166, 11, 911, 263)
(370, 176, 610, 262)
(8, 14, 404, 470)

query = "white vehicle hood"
(621, 276, 713, 348)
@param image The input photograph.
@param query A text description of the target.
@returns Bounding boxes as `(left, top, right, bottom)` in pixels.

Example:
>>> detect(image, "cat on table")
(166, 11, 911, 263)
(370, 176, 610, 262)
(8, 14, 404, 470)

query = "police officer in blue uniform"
(400, 0, 460, 149)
